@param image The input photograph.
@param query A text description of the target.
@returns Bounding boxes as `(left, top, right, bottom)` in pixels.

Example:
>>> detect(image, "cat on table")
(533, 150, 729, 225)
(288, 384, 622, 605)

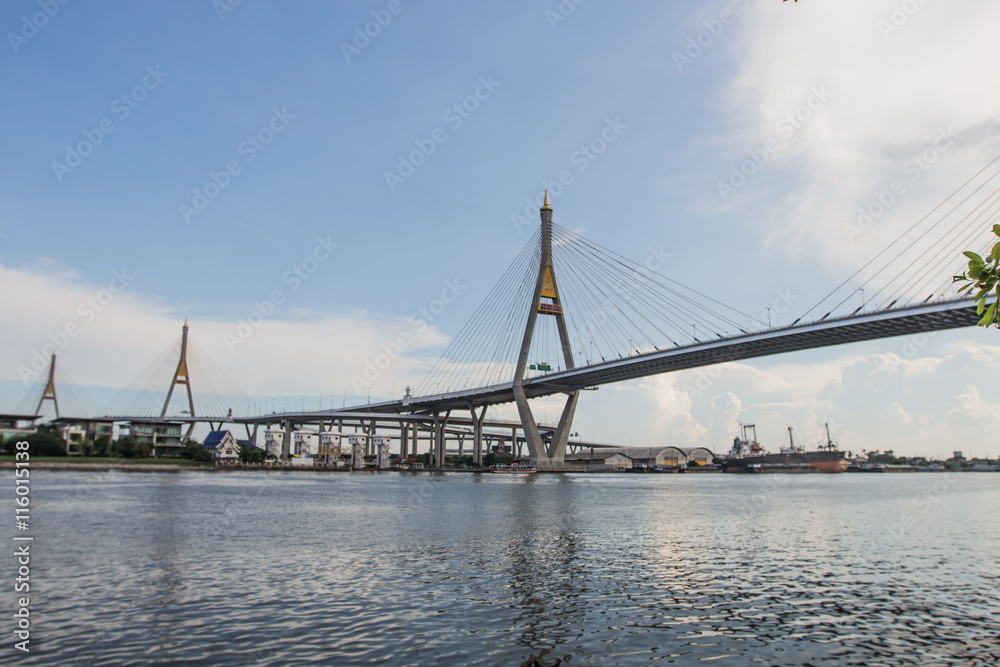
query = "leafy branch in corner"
(953, 224, 1000, 328)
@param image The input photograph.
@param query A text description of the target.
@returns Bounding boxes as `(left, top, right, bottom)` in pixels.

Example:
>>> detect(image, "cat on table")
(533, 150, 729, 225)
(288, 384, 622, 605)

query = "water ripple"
(1, 471, 997, 665)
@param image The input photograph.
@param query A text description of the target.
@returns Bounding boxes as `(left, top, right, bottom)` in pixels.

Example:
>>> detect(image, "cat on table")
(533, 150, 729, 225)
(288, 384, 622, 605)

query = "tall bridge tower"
(513, 192, 579, 469)
(161, 319, 195, 420)
(160, 319, 197, 440)
(35, 352, 59, 418)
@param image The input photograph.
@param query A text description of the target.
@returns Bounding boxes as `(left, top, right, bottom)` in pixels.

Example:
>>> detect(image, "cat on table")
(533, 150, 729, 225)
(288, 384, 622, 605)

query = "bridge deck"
(352, 299, 979, 414)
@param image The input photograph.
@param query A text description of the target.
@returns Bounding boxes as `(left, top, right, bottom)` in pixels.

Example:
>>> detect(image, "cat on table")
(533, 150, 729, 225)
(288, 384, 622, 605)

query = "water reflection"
(2, 471, 998, 666)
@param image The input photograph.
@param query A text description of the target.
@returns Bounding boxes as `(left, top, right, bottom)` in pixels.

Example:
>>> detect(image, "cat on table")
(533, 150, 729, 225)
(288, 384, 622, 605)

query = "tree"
(93, 434, 112, 457)
(238, 443, 267, 464)
(114, 436, 152, 459)
(77, 437, 95, 457)
(181, 441, 213, 463)
(954, 224, 1000, 328)
(10, 427, 67, 457)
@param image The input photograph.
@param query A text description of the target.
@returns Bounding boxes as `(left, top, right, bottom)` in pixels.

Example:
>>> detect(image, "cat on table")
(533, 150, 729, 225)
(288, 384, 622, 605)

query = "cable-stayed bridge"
(10, 153, 1000, 467)
(322, 155, 1000, 469)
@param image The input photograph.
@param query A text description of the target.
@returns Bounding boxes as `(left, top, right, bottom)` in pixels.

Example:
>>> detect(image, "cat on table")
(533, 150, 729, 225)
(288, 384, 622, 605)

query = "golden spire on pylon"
(541, 190, 552, 211)
(184, 317, 188, 327)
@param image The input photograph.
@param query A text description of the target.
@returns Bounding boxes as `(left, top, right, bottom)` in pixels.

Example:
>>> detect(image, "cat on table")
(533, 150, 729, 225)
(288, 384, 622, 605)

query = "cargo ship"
(720, 423, 846, 474)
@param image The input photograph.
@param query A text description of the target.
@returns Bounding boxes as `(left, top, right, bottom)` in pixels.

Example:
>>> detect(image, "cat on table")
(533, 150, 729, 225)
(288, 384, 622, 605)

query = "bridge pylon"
(513, 191, 579, 470)
(161, 319, 196, 440)
(35, 352, 59, 419)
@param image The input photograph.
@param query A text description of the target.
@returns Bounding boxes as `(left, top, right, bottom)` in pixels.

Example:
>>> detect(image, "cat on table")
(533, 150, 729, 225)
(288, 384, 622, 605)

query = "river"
(2, 470, 998, 665)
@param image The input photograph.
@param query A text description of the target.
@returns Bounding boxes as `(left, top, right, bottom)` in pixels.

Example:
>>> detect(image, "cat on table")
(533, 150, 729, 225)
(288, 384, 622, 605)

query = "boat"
(487, 464, 537, 473)
(720, 423, 846, 474)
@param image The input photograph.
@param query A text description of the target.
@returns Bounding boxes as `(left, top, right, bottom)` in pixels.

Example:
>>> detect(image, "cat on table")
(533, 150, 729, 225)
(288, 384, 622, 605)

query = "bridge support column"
(412, 422, 419, 462)
(435, 411, 450, 467)
(470, 404, 486, 467)
(282, 419, 293, 460)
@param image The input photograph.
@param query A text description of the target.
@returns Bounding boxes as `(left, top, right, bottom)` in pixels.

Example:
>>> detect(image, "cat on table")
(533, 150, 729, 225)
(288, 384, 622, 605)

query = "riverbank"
(0, 457, 212, 472)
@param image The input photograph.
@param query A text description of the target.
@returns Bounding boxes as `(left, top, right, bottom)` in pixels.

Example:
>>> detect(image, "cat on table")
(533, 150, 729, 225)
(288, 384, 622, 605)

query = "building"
(619, 446, 690, 468)
(51, 419, 114, 455)
(318, 432, 343, 466)
(264, 429, 284, 457)
(0, 414, 39, 443)
(203, 430, 241, 463)
(345, 434, 369, 470)
(293, 430, 319, 456)
(565, 449, 633, 470)
(372, 435, 392, 469)
(126, 420, 184, 457)
(679, 447, 715, 466)
(401, 457, 424, 470)
(566, 445, 717, 470)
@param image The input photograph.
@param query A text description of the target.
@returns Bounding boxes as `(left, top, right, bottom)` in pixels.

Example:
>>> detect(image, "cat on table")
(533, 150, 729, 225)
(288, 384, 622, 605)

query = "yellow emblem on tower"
(541, 267, 557, 298)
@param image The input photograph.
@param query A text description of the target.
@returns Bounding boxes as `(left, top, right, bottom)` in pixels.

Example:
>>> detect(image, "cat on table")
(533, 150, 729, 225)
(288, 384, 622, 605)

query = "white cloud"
(722, 0, 1000, 270)
(0, 262, 450, 410)
(946, 384, 998, 427)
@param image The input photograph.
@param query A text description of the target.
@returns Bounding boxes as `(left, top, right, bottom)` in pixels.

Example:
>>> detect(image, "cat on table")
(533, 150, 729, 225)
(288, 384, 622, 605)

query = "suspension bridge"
(9, 153, 1000, 467)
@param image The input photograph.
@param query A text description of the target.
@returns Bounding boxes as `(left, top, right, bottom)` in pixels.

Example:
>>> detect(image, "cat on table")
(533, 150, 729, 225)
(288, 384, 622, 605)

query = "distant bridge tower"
(35, 352, 59, 418)
(161, 319, 196, 438)
(513, 191, 579, 469)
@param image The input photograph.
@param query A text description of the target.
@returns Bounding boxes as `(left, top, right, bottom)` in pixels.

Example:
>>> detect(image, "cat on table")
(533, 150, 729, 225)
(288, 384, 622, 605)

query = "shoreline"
(1, 461, 995, 474)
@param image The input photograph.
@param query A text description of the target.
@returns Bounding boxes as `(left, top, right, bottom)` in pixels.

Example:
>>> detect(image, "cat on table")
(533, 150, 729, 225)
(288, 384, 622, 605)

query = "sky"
(3, 0, 1000, 459)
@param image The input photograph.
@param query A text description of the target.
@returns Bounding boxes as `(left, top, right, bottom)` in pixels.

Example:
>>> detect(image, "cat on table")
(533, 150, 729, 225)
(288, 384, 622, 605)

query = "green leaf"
(993, 223, 1000, 237)
(977, 300, 985, 315)
(965, 251, 985, 263)
(993, 243, 1000, 263)
(979, 302, 997, 327)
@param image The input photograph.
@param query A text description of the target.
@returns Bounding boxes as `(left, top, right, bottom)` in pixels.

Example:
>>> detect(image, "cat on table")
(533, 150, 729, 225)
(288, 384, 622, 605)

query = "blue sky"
(3, 0, 1000, 458)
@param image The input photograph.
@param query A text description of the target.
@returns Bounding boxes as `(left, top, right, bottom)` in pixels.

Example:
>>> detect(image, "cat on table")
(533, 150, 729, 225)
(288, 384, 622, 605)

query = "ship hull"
(721, 450, 846, 474)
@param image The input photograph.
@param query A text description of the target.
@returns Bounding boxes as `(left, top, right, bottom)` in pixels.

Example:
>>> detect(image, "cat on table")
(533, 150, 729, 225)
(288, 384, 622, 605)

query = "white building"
(264, 429, 284, 457)
(346, 434, 369, 470)
(318, 431, 343, 466)
(293, 430, 319, 456)
(203, 430, 241, 463)
(372, 434, 392, 469)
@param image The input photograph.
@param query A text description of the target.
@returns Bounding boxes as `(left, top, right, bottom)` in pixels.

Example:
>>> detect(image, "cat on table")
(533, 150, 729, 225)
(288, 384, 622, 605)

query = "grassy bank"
(0, 456, 212, 469)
